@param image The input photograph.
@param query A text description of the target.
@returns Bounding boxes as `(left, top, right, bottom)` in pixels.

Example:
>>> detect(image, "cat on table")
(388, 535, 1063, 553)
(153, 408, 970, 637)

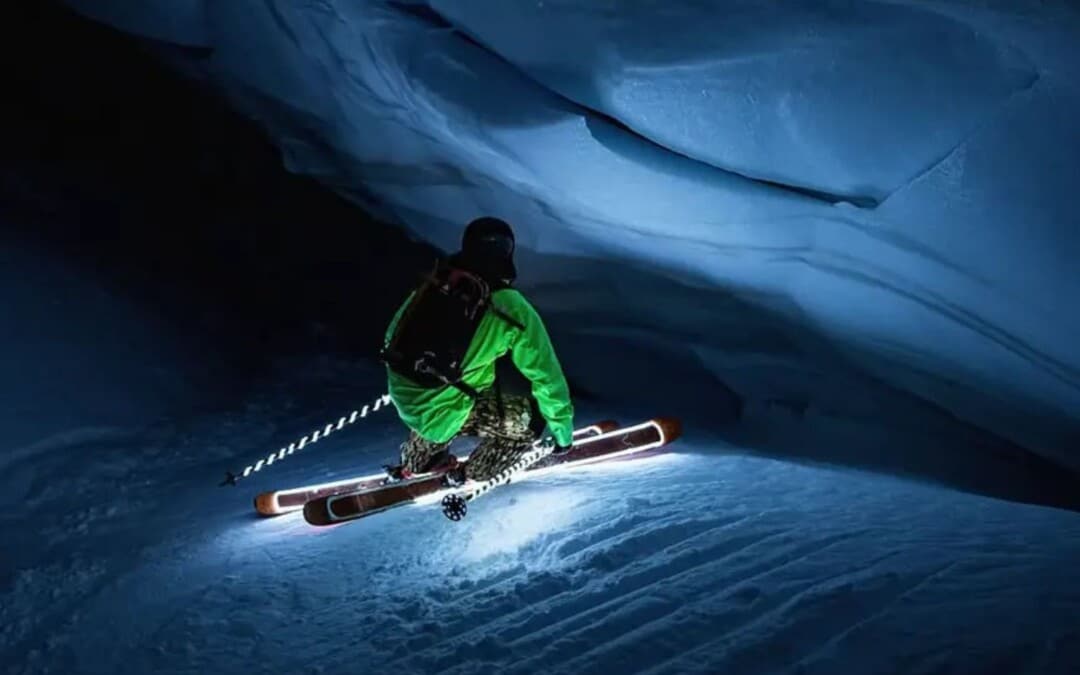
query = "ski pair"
(302, 417, 682, 526)
(253, 421, 617, 517)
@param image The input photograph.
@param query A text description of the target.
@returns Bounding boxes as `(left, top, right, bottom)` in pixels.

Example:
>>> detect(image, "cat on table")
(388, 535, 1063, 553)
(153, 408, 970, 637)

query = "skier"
(381, 216, 575, 484)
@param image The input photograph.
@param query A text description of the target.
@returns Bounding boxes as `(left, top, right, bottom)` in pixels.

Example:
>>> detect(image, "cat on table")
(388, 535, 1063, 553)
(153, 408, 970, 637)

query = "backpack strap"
(384, 259, 525, 399)
(441, 374, 482, 400)
(390, 345, 483, 399)
(454, 380, 481, 399)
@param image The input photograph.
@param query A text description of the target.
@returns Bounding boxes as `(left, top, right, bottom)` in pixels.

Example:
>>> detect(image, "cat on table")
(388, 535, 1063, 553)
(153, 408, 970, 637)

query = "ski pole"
(440, 437, 556, 520)
(220, 393, 393, 486)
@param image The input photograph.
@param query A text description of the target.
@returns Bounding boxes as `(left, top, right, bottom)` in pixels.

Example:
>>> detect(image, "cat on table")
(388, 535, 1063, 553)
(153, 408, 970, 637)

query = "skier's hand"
(540, 432, 572, 456)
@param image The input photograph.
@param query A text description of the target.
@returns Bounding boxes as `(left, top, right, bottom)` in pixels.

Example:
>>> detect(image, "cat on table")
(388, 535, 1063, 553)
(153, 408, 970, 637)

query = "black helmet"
(457, 217, 517, 286)
(462, 217, 515, 259)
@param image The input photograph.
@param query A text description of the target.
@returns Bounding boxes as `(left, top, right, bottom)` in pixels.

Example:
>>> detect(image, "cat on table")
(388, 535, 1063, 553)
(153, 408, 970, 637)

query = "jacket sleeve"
(505, 293, 575, 446)
(384, 290, 412, 348)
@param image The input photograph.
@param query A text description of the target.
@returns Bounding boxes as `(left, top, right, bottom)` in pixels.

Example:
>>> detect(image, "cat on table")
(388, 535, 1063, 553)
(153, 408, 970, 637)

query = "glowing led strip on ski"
(261, 422, 610, 514)
(228, 393, 392, 484)
(415, 419, 669, 508)
(526, 419, 670, 480)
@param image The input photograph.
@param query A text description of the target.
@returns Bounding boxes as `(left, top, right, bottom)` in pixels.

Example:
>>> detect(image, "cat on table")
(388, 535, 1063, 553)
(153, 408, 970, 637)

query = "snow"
(429, 0, 1036, 201)
(5, 1, 1080, 673)
(4, 390, 1080, 674)
(0, 235, 197, 471)
(67, 0, 1080, 467)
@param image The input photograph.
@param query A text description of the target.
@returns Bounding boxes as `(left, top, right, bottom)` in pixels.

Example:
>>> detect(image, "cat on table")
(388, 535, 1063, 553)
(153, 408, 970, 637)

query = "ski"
(439, 417, 682, 521)
(254, 421, 616, 516)
(303, 472, 449, 525)
(303, 417, 681, 526)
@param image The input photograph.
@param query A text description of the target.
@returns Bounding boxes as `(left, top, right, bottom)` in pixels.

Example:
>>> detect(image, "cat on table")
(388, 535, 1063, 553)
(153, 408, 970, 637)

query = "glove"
(551, 442, 573, 457)
(541, 433, 572, 456)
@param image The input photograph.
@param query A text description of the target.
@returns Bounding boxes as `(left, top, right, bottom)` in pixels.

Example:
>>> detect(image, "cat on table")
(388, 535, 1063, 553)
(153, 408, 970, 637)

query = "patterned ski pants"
(400, 390, 539, 481)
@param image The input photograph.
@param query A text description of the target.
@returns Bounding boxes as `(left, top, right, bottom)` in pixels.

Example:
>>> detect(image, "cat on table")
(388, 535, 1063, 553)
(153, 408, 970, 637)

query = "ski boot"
(441, 464, 467, 488)
(381, 463, 412, 484)
(384, 450, 460, 484)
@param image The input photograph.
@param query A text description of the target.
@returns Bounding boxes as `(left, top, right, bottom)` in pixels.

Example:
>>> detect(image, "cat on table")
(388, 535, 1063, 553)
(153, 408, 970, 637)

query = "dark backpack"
(381, 261, 523, 398)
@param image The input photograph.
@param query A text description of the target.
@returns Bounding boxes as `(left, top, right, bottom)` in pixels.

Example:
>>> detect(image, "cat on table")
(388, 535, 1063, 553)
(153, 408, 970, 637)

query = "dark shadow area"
(1, 1, 440, 411)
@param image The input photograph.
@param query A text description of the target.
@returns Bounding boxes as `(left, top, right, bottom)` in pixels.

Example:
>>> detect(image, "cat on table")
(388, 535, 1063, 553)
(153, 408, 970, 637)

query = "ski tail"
(303, 474, 447, 526)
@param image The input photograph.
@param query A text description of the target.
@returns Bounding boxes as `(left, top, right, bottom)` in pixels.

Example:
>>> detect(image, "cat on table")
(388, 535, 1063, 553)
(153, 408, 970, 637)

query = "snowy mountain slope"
(3, 382, 1079, 675)
(60, 0, 1080, 471)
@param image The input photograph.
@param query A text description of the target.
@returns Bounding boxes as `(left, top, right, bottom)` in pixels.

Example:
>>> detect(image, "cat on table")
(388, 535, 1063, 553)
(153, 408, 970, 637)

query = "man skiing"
(381, 217, 574, 484)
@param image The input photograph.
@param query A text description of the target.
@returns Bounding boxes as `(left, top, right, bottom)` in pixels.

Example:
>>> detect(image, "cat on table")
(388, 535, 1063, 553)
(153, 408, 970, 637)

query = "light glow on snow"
(452, 453, 681, 561)
(460, 488, 586, 562)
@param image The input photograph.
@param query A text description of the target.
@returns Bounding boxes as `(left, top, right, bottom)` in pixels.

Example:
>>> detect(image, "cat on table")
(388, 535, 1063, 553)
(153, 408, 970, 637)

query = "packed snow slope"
(4, 362, 1080, 675)
(62, 0, 1080, 475)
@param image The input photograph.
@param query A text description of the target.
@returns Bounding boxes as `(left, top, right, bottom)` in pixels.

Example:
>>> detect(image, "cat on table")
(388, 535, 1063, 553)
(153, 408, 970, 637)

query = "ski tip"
(254, 492, 282, 516)
(654, 417, 683, 444)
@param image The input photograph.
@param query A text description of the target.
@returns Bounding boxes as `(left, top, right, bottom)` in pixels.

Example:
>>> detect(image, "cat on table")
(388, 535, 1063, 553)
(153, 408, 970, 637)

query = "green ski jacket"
(385, 288, 575, 447)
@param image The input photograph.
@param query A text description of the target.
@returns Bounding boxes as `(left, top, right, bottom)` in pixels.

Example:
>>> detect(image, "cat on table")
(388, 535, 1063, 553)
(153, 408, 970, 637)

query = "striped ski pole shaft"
(440, 438, 556, 520)
(220, 393, 393, 486)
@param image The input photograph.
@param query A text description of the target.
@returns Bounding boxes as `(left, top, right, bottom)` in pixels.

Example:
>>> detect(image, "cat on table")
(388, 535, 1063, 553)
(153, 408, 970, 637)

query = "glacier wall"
(61, 0, 1080, 472)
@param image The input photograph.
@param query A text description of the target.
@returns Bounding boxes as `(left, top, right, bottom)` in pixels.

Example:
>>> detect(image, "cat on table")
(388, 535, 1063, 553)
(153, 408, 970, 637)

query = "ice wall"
(61, 0, 1080, 471)
(429, 0, 1035, 203)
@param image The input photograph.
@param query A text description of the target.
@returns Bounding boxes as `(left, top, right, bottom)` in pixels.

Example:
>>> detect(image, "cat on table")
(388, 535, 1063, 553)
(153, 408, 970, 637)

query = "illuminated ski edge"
(319, 421, 625, 522)
(416, 418, 672, 510)
(316, 418, 671, 524)
(258, 423, 609, 516)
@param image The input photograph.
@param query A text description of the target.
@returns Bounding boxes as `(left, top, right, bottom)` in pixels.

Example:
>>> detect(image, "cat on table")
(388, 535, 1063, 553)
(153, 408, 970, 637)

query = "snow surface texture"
(0, 236, 198, 478)
(4, 371, 1080, 675)
(63, 0, 1080, 471)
